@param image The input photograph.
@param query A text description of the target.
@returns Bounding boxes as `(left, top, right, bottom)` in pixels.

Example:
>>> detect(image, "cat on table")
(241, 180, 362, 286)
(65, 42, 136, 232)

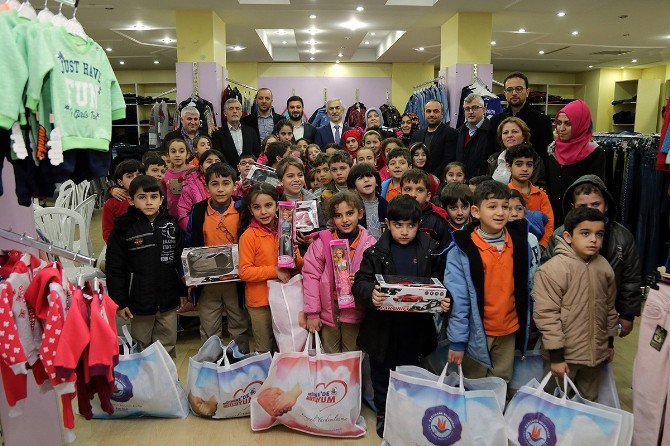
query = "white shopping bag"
(250, 332, 366, 437)
(596, 363, 621, 409)
(384, 364, 506, 446)
(92, 326, 189, 418)
(505, 373, 625, 446)
(510, 346, 545, 393)
(268, 274, 308, 352)
(186, 336, 272, 419)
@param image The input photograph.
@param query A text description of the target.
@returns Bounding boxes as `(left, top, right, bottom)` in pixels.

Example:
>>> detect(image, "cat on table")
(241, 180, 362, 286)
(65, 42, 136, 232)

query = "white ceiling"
(67, 0, 670, 72)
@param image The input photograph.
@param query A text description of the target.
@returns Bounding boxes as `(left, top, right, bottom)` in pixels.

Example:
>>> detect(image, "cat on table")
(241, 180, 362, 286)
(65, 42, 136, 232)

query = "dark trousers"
(369, 352, 421, 417)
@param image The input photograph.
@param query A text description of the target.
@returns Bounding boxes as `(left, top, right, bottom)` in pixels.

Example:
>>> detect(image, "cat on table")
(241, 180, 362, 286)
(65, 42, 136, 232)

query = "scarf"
(553, 99, 597, 165)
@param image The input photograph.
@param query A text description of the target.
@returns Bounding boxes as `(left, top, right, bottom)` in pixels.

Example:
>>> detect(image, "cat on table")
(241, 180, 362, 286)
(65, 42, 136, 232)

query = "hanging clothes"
(404, 83, 450, 129)
(309, 105, 329, 127)
(345, 102, 367, 129)
(656, 97, 670, 171)
(149, 100, 171, 149)
(455, 81, 503, 128)
(175, 95, 217, 136)
(379, 103, 401, 129)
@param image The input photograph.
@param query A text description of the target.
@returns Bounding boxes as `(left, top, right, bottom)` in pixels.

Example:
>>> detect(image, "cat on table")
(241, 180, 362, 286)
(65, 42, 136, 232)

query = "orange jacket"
(238, 221, 303, 307)
(509, 182, 554, 248)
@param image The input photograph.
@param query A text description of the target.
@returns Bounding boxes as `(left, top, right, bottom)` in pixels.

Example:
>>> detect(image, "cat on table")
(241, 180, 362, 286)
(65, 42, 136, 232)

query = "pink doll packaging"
(329, 239, 355, 309)
(277, 201, 296, 269)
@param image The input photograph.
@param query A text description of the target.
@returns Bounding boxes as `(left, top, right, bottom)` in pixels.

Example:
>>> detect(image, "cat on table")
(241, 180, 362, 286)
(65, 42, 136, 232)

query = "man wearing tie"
(314, 98, 350, 149)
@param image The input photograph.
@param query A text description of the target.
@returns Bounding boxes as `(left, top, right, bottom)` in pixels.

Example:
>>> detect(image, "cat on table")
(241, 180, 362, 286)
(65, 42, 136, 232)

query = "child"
(233, 153, 256, 197)
(311, 153, 332, 196)
(440, 183, 473, 233)
(177, 149, 223, 231)
(362, 130, 383, 173)
(102, 159, 141, 243)
(265, 141, 291, 169)
(467, 174, 493, 194)
(347, 162, 387, 240)
(143, 155, 167, 182)
(258, 135, 278, 165)
(324, 143, 341, 156)
(320, 150, 353, 204)
(307, 169, 320, 191)
(106, 175, 187, 359)
(303, 191, 377, 353)
(305, 144, 321, 171)
(380, 148, 411, 203)
(356, 147, 376, 166)
(400, 169, 450, 251)
(378, 138, 404, 180)
(185, 163, 250, 351)
(507, 190, 543, 286)
(295, 138, 309, 156)
(506, 144, 554, 249)
(353, 195, 451, 437)
(410, 143, 440, 197)
(238, 183, 304, 353)
(444, 161, 466, 184)
(342, 129, 362, 158)
(189, 135, 213, 167)
(446, 180, 532, 383)
(533, 207, 617, 402)
(163, 138, 195, 219)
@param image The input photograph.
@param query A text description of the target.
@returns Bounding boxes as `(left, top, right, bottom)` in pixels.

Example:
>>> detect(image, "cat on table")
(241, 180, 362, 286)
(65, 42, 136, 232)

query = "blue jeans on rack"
(636, 151, 664, 282)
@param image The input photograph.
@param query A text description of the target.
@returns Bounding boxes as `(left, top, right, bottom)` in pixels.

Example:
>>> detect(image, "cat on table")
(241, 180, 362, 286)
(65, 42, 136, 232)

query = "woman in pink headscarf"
(547, 99, 606, 223)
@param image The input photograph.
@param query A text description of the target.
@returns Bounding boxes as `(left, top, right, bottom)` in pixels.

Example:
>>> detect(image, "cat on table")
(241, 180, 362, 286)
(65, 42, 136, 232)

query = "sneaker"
(376, 415, 385, 438)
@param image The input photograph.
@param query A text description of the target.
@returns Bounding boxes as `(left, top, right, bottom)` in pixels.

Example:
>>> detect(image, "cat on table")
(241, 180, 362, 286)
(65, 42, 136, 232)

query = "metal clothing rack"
(155, 87, 177, 98)
(0, 228, 96, 266)
(225, 78, 258, 91)
(413, 76, 444, 89)
(593, 132, 661, 138)
(472, 63, 503, 87)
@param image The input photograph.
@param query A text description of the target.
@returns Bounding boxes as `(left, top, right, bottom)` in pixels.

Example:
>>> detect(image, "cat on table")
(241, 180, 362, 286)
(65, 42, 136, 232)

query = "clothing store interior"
(2, 0, 670, 444)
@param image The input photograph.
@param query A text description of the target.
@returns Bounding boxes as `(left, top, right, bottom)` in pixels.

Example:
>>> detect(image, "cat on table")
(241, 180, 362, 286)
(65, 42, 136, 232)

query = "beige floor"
(73, 210, 639, 445)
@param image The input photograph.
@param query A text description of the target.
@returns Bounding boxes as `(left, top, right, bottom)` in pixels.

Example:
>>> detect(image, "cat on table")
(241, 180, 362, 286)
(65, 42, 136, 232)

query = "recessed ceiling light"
(621, 66, 625, 69)
(518, 28, 526, 33)
(490, 40, 496, 45)
(340, 19, 365, 31)
(415, 47, 425, 52)
(338, 52, 344, 57)
(309, 14, 316, 19)
(105, 47, 112, 52)
(153, 60, 159, 64)
(276, 30, 286, 35)
(356, 6, 364, 12)
(364, 41, 369, 45)
(371, 32, 376, 36)
(588, 65, 593, 68)
(282, 40, 287, 44)
(232, 45, 244, 51)
(307, 27, 319, 35)
(160, 37, 174, 44)
(309, 56, 315, 60)
(539, 50, 545, 54)
(632, 59, 637, 63)
(309, 47, 316, 54)
(571, 31, 579, 36)
(557, 11, 566, 17)
(336, 60, 340, 64)
(307, 39, 317, 45)
(119, 61, 125, 65)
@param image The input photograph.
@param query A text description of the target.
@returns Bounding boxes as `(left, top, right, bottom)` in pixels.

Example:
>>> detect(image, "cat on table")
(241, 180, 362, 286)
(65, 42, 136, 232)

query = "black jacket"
(546, 145, 606, 225)
(291, 122, 317, 144)
(421, 204, 451, 254)
(411, 123, 458, 177)
(106, 206, 187, 315)
(240, 111, 284, 141)
(353, 231, 440, 363)
(211, 124, 261, 166)
(455, 118, 493, 178)
(545, 175, 642, 320)
(487, 101, 554, 164)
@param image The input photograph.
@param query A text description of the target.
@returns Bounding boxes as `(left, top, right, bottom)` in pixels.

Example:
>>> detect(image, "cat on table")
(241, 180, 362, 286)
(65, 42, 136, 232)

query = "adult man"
(286, 96, 317, 143)
(212, 99, 260, 166)
(241, 88, 284, 142)
(315, 98, 351, 148)
(161, 106, 200, 154)
(455, 94, 491, 178)
(487, 72, 553, 163)
(411, 100, 458, 176)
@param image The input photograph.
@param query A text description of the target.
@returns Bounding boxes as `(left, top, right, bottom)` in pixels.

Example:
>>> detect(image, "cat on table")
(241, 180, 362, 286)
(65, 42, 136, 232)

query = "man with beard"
(286, 96, 316, 143)
(410, 100, 458, 176)
(241, 88, 284, 143)
(161, 106, 201, 156)
(487, 72, 553, 165)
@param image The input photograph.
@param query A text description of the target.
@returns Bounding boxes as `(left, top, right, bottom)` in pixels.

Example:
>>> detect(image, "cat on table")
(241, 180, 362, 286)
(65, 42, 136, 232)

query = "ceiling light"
(119, 61, 125, 65)
(571, 31, 579, 36)
(621, 66, 625, 69)
(490, 40, 496, 45)
(336, 60, 340, 64)
(309, 47, 316, 54)
(632, 59, 637, 63)
(105, 47, 112, 52)
(371, 32, 376, 36)
(309, 56, 315, 60)
(518, 28, 526, 33)
(364, 41, 370, 45)
(338, 52, 344, 57)
(307, 27, 319, 35)
(356, 6, 364, 12)
(282, 40, 287, 44)
(153, 60, 159, 64)
(232, 45, 244, 51)
(340, 19, 365, 31)
(415, 47, 425, 52)
(588, 65, 593, 68)
(160, 37, 174, 44)
(309, 14, 316, 19)
(538, 50, 545, 55)
(276, 30, 286, 35)
(307, 39, 317, 45)
(557, 11, 566, 17)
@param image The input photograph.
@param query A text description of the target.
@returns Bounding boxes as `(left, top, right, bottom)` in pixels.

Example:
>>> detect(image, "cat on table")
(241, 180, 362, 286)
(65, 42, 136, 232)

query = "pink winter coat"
(177, 170, 210, 231)
(302, 226, 377, 327)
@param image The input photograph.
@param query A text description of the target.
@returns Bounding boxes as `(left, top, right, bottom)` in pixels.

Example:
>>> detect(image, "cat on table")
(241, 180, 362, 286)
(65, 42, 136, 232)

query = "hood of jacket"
(562, 174, 616, 220)
(182, 169, 206, 189)
(553, 235, 587, 263)
(525, 210, 548, 240)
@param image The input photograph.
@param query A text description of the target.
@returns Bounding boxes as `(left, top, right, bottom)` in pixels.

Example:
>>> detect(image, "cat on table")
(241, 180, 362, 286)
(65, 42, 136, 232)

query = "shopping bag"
(91, 326, 189, 418)
(505, 373, 624, 446)
(250, 332, 366, 437)
(384, 364, 506, 446)
(186, 336, 272, 419)
(509, 347, 545, 392)
(596, 363, 621, 409)
(267, 274, 308, 352)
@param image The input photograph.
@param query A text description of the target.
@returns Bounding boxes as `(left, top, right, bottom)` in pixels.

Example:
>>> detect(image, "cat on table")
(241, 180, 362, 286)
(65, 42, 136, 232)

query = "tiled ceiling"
(64, 0, 670, 71)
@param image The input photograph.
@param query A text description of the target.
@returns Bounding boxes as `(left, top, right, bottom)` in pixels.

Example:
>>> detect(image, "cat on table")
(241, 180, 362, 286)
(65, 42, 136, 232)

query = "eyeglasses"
(504, 86, 526, 93)
(238, 160, 255, 166)
(463, 106, 483, 113)
(217, 220, 237, 243)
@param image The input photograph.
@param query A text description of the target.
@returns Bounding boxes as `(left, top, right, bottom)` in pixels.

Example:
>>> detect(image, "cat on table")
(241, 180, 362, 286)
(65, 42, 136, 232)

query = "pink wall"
(257, 76, 392, 118)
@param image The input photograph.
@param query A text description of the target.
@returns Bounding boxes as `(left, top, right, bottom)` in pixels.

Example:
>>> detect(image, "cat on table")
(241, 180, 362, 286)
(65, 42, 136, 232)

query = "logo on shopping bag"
(518, 412, 557, 446)
(222, 380, 263, 408)
(422, 405, 462, 445)
(306, 380, 348, 410)
(111, 371, 133, 402)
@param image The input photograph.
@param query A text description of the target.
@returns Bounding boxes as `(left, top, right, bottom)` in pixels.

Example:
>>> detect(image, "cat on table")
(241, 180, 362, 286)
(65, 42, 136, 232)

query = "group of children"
(103, 132, 622, 438)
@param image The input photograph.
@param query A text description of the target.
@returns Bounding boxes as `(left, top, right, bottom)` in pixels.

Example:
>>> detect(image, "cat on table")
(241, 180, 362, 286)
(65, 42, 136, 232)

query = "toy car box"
(182, 244, 240, 286)
(375, 274, 447, 313)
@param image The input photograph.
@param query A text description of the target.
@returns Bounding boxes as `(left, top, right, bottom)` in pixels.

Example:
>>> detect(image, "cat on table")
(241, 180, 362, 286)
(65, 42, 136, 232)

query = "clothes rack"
(225, 78, 258, 91)
(0, 228, 96, 266)
(155, 87, 177, 98)
(413, 76, 444, 90)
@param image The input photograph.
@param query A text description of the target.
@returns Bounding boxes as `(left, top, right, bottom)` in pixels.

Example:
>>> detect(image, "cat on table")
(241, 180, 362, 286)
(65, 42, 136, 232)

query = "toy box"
(182, 245, 239, 286)
(247, 162, 280, 187)
(375, 274, 447, 313)
(330, 239, 355, 309)
(277, 201, 296, 268)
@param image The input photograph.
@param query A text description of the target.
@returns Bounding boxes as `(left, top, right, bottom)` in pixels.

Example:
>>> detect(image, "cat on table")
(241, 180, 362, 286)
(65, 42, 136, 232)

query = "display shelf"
(114, 82, 176, 147)
(612, 79, 661, 133)
(493, 82, 585, 115)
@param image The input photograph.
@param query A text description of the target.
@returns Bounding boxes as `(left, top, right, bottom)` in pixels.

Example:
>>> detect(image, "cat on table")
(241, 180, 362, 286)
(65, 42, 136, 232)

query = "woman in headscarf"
(365, 107, 394, 139)
(397, 112, 419, 146)
(546, 99, 606, 223)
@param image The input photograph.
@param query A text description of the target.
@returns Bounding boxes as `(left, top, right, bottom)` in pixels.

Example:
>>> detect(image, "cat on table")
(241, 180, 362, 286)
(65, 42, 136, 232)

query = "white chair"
(54, 180, 76, 209)
(73, 180, 91, 207)
(73, 195, 97, 253)
(33, 207, 102, 281)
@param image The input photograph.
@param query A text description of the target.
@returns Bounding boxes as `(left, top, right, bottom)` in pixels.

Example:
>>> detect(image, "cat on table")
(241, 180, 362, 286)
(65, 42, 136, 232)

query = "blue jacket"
(525, 210, 548, 241)
(445, 219, 532, 369)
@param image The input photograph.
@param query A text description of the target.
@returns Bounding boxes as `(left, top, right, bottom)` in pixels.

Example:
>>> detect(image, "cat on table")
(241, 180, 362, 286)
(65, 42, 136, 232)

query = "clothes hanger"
(51, 2, 68, 27)
(17, 0, 37, 19)
(65, 3, 87, 40)
(5, 0, 22, 10)
(37, 0, 53, 22)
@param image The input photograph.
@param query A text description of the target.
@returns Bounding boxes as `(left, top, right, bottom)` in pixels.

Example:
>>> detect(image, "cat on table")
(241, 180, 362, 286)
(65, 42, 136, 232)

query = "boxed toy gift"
(277, 201, 296, 269)
(182, 244, 240, 286)
(247, 162, 280, 187)
(330, 239, 355, 309)
(295, 200, 319, 233)
(375, 274, 447, 313)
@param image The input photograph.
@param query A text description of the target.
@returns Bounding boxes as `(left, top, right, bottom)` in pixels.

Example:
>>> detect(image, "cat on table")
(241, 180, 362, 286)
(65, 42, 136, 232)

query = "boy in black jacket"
(106, 175, 187, 359)
(353, 195, 451, 437)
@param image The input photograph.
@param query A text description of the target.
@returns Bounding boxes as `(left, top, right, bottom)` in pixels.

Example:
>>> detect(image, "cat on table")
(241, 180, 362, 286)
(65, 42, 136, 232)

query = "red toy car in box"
(375, 274, 447, 313)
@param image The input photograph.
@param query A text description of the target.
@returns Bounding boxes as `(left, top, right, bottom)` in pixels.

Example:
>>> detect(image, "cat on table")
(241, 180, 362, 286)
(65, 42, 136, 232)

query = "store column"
(439, 12, 493, 126)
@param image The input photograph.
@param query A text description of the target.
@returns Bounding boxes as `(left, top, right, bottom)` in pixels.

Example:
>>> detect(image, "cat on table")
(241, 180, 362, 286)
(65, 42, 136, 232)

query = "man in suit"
(411, 100, 458, 176)
(287, 96, 317, 143)
(241, 88, 284, 143)
(314, 98, 350, 149)
(455, 93, 492, 178)
(212, 99, 261, 166)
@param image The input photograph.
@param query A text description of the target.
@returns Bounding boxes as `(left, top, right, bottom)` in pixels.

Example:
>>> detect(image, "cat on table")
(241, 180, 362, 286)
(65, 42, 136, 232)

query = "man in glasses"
(455, 94, 492, 177)
(487, 72, 553, 164)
